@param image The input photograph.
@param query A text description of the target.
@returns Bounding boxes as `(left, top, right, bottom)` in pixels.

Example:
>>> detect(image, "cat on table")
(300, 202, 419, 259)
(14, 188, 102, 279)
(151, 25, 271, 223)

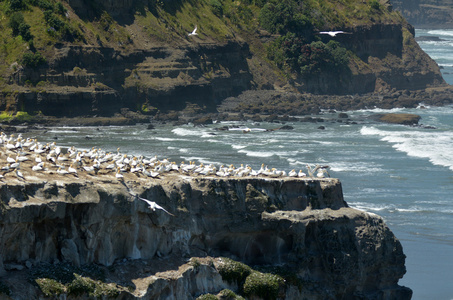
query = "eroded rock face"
(0, 172, 411, 299)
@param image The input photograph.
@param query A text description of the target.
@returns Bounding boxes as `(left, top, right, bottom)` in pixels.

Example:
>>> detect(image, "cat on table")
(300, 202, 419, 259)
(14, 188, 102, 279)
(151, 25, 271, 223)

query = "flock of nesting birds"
(0, 133, 330, 182)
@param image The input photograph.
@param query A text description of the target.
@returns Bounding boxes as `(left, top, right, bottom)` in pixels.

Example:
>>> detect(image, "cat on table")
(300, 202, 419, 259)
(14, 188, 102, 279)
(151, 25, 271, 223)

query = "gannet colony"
(0, 133, 330, 182)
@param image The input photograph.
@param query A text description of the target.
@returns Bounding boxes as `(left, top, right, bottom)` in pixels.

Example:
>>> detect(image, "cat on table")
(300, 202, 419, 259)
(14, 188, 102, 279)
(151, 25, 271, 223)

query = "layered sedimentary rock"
(0, 167, 412, 299)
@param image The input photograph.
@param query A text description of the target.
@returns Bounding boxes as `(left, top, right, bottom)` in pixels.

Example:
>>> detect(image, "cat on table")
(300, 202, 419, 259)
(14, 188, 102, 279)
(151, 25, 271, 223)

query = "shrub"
(209, 0, 223, 16)
(55, 2, 67, 15)
(22, 52, 46, 68)
(369, 0, 381, 10)
(196, 294, 217, 300)
(67, 274, 96, 296)
(219, 288, 245, 299)
(217, 257, 252, 286)
(18, 22, 33, 41)
(259, 0, 312, 34)
(9, 0, 27, 11)
(243, 271, 284, 300)
(35, 278, 65, 296)
(8, 12, 24, 36)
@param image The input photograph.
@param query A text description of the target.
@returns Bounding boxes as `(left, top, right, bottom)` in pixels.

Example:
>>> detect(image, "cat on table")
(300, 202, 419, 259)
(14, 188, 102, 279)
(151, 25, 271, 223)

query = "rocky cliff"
(0, 0, 448, 119)
(0, 168, 411, 298)
(392, 0, 453, 28)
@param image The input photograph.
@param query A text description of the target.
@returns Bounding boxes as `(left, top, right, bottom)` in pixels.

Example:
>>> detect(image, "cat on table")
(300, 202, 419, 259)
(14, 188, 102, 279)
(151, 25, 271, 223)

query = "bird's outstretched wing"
(188, 25, 198, 36)
(137, 196, 175, 216)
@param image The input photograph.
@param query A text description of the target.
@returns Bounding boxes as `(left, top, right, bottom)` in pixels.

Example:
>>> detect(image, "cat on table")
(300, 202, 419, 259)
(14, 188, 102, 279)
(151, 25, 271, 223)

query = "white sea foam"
(231, 145, 247, 149)
(427, 30, 453, 37)
(172, 127, 211, 138)
(330, 161, 384, 174)
(237, 149, 275, 158)
(360, 126, 453, 171)
(155, 137, 185, 142)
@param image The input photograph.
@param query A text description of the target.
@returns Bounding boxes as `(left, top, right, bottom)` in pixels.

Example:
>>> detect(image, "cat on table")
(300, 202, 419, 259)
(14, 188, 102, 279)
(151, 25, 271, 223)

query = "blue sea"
(24, 29, 453, 299)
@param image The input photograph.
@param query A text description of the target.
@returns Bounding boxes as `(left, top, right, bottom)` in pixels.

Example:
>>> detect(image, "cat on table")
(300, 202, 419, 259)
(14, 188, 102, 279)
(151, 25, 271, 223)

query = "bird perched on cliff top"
(318, 31, 351, 37)
(133, 194, 175, 216)
(188, 25, 198, 36)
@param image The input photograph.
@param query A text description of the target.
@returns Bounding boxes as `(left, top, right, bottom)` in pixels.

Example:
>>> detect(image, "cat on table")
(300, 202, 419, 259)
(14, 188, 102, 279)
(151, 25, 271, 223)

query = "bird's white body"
(138, 196, 174, 216)
(188, 25, 198, 36)
(319, 31, 349, 37)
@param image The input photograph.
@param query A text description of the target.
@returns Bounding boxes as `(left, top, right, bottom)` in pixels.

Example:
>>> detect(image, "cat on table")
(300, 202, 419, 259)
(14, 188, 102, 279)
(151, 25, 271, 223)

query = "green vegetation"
(196, 294, 218, 300)
(0, 0, 409, 102)
(218, 257, 252, 286)
(30, 262, 121, 298)
(217, 257, 285, 300)
(21, 51, 46, 68)
(0, 111, 34, 122)
(243, 271, 284, 300)
(219, 288, 245, 299)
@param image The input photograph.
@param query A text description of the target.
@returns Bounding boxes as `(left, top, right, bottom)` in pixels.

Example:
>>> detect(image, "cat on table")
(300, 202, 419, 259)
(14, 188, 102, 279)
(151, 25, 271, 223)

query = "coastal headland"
(0, 0, 451, 126)
(0, 135, 412, 299)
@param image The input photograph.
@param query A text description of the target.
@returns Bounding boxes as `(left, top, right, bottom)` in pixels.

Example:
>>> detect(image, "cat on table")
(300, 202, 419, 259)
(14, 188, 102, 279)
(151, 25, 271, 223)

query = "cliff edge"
(0, 149, 411, 299)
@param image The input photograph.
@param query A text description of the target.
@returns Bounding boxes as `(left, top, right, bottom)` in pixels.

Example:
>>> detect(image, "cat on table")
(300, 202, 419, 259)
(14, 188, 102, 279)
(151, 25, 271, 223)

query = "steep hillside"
(0, 0, 447, 118)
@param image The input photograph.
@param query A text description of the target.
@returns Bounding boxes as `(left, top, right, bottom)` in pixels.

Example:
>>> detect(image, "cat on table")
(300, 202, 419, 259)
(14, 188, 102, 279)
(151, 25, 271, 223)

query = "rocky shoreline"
(1, 86, 452, 129)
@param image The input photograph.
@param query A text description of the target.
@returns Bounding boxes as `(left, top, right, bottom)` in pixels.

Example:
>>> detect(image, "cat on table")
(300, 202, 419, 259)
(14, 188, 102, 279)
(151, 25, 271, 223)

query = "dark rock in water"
(338, 112, 349, 118)
(372, 113, 421, 125)
(147, 124, 155, 130)
(318, 126, 326, 130)
(278, 125, 294, 130)
(422, 125, 437, 129)
(216, 126, 229, 131)
(192, 116, 213, 126)
(264, 114, 278, 122)
(250, 115, 262, 122)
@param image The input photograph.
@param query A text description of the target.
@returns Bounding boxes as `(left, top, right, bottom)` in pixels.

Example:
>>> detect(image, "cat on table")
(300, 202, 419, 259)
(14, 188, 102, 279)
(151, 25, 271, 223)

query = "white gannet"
(115, 168, 124, 179)
(188, 25, 198, 36)
(68, 164, 78, 175)
(318, 31, 351, 37)
(15, 167, 24, 180)
(57, 167, 69, 175)
(136, 196, 175, 216)
(288, 169, 297, 177)
(298, 170, 307, 177)
(6, 155, 15, 164)
(32, 162, 46, 172)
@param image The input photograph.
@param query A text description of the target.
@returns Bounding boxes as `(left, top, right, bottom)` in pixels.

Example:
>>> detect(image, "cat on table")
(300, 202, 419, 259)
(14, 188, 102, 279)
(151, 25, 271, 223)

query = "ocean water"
(27, 105, 453, 299)
(19, 29, 452, 299)
(416, 28, 453, 85)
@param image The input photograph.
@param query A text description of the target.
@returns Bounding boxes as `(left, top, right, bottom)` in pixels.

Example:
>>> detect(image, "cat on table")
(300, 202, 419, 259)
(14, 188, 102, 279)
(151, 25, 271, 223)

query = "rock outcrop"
(0, 169, 412, 299)
(392, 0, 453, 28)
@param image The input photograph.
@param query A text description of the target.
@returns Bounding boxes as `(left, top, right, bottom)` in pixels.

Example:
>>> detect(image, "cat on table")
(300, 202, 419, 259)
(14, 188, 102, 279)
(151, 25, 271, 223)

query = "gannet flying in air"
(188, 25, 198, 36)
(319, 31, 350, 37)
(135, 195, 175, 216)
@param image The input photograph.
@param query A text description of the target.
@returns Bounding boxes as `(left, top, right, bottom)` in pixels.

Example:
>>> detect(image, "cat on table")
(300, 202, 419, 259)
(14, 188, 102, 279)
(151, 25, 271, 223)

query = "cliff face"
(392, 0, 453, 28)
(10, 42, 252, 117)
(0, 0, 447, 117)
(0, 171, 411, 299)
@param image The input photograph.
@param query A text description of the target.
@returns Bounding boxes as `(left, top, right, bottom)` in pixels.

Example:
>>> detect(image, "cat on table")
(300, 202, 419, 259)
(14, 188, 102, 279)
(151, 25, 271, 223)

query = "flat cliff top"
(0, 133, 340, 210)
